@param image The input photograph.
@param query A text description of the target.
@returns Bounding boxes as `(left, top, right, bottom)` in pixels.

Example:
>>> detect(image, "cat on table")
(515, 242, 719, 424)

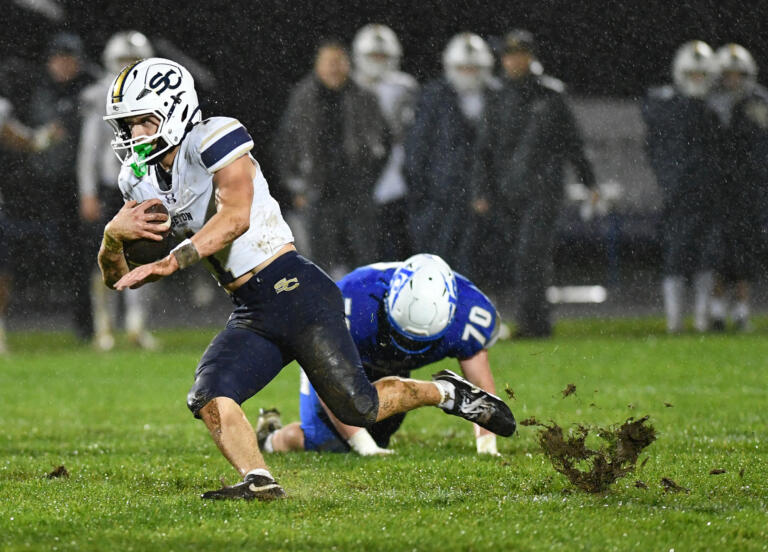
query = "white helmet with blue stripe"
(386, 254, 458, 353)
(104, 57, 201, 176)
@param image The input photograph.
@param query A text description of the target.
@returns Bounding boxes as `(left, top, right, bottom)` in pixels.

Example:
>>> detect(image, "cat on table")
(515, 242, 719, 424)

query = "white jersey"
(354, 71, 418, 205)
(118, 116, 294, 284)
(78, 75, 122, 197)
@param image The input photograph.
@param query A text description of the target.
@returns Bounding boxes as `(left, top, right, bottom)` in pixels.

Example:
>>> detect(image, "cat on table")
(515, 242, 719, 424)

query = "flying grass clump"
(532, 416, 657, 493)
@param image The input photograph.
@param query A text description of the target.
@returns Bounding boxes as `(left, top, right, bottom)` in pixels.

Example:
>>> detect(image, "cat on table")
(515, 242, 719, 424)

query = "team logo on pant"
(274, 277, 300, 294)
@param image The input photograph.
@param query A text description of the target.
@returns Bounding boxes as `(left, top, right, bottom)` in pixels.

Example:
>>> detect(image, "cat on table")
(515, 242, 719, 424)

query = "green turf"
(1, 318, 767, 551)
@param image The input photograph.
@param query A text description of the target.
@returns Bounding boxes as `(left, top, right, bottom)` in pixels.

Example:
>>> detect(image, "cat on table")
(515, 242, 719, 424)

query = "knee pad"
(330, 390, 379, 428)
(186, 384, 215, 419)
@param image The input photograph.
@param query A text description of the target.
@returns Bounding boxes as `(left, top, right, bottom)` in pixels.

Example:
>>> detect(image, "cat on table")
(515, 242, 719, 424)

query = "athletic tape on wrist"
(171, 238, 201, 269)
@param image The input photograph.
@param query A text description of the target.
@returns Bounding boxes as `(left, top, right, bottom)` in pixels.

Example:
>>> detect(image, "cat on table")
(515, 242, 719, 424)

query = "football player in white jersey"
(352, 24, 418, 259)
(97, 58, 516, 500)
(77, 30, 157, 351)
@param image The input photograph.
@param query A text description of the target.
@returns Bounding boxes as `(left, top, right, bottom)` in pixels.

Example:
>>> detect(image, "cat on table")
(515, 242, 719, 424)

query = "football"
(123, 202, 174, 267)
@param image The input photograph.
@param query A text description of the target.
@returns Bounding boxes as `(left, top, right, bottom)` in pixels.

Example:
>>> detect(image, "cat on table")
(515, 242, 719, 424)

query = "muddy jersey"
(118, 116, 294, 283)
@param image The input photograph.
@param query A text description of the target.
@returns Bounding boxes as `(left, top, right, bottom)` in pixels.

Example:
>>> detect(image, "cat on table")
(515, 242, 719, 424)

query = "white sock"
(662, 276, 685, 332)
(245, 468, 272, 481)
(733, 301, 749, 322)
(262, 432, 275, 454)
(434, 380, 455, 410)
(693, 271, 713, 332)
(710, 296, 727, 320)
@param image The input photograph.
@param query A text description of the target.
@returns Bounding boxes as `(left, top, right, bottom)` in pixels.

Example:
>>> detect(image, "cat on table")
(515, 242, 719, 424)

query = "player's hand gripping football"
(105, 199, 170, 243)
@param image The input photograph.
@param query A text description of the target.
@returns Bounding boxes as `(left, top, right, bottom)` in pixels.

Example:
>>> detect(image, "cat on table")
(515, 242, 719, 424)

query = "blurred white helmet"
(672, 40, 717, 98)
(104, 57, 201, 178)
(716, 43, 757, 92)
(103, 31, 154, 75)
(443, 32, 494, 93)
(353, 24, 402, 81)
(386, 254, 458, 353)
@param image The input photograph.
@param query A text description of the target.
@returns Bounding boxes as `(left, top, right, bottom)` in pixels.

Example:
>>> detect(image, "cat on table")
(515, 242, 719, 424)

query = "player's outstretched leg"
(198, 397, 286, 501)
(431, 370, 516, 437)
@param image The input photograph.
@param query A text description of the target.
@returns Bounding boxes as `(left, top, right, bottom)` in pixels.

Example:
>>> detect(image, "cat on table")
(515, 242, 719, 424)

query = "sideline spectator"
(77, 30, 157, 350)
(405, 32, 497, 274)
(274, 39, 389, 278)
(471, 30, 597, 338)
(707, 43, 768, 331)
(352, 24, 418, 260)
(642, 40, 721, 333)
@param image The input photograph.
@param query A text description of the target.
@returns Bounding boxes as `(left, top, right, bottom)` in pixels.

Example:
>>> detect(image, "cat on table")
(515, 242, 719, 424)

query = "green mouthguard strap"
(130, 143, 154, 177)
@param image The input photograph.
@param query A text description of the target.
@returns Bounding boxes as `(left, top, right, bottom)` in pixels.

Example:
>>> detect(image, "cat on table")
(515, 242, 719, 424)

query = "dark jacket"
(472, 74, 595, 206)
(273, 74, 388, 204)
(404, 78, 490, 256)
(720, 84, 768, 218)
(641, 85, 722, 213)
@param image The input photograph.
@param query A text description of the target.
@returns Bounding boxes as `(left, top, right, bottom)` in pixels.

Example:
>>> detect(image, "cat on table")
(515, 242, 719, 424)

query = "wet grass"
(1, 318, 767, 551)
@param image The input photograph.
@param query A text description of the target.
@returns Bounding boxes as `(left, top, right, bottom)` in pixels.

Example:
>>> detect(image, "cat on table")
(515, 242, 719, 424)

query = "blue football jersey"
(338, 262, 500, 378)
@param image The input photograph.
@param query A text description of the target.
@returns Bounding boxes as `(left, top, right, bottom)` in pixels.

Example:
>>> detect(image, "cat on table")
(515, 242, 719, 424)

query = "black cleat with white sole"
(201, 473, 287, 501)
(432, 369, 516, 437)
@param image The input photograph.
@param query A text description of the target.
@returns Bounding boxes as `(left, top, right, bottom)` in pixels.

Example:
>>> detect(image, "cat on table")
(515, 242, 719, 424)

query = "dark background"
(3, 0, 767, 323)
(3, 0, 765, 162)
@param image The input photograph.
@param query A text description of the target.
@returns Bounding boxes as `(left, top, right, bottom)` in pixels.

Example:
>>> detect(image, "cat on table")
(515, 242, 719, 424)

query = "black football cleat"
(432, 369, 516, 437)
(201, 473, 287, 501)
(255, 408, 282, 450)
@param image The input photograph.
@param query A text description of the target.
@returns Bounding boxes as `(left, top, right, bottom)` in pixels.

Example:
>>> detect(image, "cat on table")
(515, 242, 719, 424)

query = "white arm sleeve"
(77, 110, 104, 198)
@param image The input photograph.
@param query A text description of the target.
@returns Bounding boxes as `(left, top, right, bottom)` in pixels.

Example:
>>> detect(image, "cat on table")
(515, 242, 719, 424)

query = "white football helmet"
(386, 254, 458, 353)
(443, 32, 494, 94)
(103, 57, 201, 175)
(353, 24, 402, 81)
(103, 31, 154, 75)
(716, 43, 757, 93)
(672, 40, 717, 98)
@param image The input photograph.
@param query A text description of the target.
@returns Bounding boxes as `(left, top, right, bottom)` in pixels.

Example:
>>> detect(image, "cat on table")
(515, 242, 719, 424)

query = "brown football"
(123, 202, 174, 267)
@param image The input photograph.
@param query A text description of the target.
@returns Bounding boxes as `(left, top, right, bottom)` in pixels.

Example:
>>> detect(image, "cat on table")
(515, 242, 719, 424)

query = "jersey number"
(462, 306, 492, 345)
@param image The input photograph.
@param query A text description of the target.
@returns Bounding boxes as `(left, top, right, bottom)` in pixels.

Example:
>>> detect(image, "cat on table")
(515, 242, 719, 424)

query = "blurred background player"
(274, 39, 389, 278)
(405, 32, 497, 273)
(8, 32, 96, 344)
(78, 30, 157, 350)
(471, 29, 597, 338)
(258, 253, 506, 456)
(0, 97, 62, 354)
(352, 24, 418, 260)
(707, 44, 768, 331)
(642, 41, 721, 333)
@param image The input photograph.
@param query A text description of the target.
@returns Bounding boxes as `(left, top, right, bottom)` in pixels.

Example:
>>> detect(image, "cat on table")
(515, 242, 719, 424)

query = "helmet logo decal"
(149, 69, 182, 94)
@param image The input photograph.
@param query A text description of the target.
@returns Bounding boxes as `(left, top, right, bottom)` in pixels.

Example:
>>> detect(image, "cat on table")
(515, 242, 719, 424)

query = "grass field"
(1, 317, 767, 551)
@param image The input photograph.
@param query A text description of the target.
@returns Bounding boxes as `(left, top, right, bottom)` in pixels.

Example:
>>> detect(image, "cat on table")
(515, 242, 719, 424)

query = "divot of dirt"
(664, 402, 674, 408)
(504, 384, 516, 400)
(634, 480, 648, 489)
(561, 384, 576, 398)
(520, 417, 539, 426)
(661, 477, 690, 493)
(533, 416, 657, 493)
(47, 465, 69, 479)
(709, 468, 726, 475)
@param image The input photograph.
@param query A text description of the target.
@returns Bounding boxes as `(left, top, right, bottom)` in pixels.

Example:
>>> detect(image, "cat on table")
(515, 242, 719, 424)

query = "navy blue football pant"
(186, 252, 379, 427)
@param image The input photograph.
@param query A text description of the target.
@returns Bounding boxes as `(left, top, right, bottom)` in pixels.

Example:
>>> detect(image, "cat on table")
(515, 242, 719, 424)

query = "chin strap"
(130, 143, 154, 177)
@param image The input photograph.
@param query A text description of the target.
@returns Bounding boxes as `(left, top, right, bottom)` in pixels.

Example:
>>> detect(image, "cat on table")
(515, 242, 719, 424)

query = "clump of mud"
(532, 416, 657, 493)
(46, 465, 69, 479)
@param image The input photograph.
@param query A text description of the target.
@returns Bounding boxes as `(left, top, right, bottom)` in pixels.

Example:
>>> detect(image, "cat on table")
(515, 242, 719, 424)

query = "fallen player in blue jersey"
(259, 253, 511, 456)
